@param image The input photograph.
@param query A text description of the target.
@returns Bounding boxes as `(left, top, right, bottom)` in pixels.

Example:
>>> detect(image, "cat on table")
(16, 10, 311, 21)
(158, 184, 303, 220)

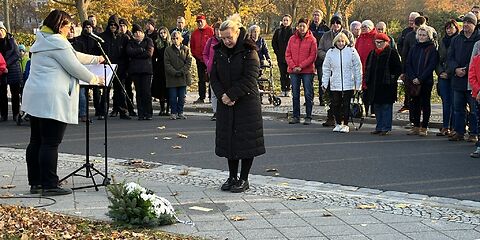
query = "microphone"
(87, 32, 105, 43)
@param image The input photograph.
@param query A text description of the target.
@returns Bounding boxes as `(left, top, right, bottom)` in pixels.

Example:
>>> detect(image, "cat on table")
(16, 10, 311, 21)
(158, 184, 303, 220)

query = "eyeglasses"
(374, 40, 385, 44)
(332, 21, 341, 25)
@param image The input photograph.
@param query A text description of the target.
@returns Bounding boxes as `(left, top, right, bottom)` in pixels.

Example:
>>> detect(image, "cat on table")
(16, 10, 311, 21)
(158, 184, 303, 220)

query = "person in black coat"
(210, 15, 265, 193)
(152, 26, 171, 116)
(126, 24, 154, 120)
(99, 14, 130, 120)
(365, 33, 402, 135)
(272, 14, 293, 96)
(0, 22, 22, 122)
(406, 26, 439, 136)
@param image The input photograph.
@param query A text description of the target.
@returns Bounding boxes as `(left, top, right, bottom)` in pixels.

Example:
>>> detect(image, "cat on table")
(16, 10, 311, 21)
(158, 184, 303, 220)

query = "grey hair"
(248, 24, 260, 34)
(350, 21, 361, 29)
(410, 12, 421, 19)
(416, 25, 434, 40)
(171, 30, 183, 39)
(220, 13, 243, 32)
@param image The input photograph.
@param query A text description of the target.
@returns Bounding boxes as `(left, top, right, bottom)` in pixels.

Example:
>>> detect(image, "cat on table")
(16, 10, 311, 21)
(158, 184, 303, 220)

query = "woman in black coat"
(210, 15, 265, 193)
(406, 26, 439, 136)
(126, 24, 154, 120)
(365, 33, 402, 135)
(152, 26, 171, 116)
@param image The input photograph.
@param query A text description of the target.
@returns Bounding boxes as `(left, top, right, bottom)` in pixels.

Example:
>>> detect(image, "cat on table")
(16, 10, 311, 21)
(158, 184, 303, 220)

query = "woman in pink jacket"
(203, 21, 221, 121)
(285, 18, 317, 125)
(469, 43, 480, 158)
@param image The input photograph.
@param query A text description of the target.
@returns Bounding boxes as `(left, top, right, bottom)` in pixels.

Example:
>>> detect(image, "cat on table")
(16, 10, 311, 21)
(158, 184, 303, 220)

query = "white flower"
(123, 182, 175, 219)
(125, 182, 147, 194)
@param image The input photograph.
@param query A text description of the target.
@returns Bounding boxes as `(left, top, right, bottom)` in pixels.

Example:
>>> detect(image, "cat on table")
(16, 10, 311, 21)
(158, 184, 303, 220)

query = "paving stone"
(266, 217, 308, 228)
(371, 212, 424, 223)
(294, 208, 331, 218)
(196, 230, 246, 240)
(442, 229, 480, 240)
(421, 219, 476, 231)
(314, 224, 362, 236)
(303, 216, 346, 226)
(337, 214, 382, 224)
(188, 213, 228, 222)
(328, 235, 369, 240)
(277, 226, 323, 238)
(404, 231, 453, 240)
(240, 228, 285, 239)
(388, 222, 435, 233)
(250, 202, 290, 211)
(230, 217, 273, 229)
(352, 223, 400, 235)
(158, 223, 199, 235)
(194, 220, 236, 232)
(366, 233, 411, 240)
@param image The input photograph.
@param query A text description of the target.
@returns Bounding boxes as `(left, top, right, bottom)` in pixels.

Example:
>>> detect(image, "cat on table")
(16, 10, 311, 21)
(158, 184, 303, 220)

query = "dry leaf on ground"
(177, 133, 188, 138)
(356, 204, 376, 209)
(1, 184, 16, 189)
(157, 126, 166, 129)
(163, 137, 172, 140)
(230, 216, 246, 221)
(172, 146, 182, 149)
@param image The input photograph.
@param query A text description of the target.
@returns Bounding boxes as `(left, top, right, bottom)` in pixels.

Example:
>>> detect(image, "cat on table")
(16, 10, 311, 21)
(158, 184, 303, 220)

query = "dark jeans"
(168, 86, 187, 114)
(362, 89, 375, 115)
(438, 78, 453, 129)
(92, 88, 105, 116)
(331, 90, 354, 125)
(278, 61, 290, 92)
(374, 103, 393, 131)
(0, 82, 20, 119)
(453, 89, 478, 135)
(26, 116, 67, 188)
(411, 84, 433, 128)
(133, 74, 152, 118)
(316, 65, 324, 102)
(290, 73, 314, 118)
(195, 58, 208, 100)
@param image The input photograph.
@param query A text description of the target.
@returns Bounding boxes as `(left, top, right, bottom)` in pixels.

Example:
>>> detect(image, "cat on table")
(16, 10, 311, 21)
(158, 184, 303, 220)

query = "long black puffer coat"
(210, 27, 265, 160)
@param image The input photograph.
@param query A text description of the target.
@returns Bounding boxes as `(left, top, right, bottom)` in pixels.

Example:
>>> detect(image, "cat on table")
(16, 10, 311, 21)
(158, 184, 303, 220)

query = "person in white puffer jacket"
(321, 32, 362, 133)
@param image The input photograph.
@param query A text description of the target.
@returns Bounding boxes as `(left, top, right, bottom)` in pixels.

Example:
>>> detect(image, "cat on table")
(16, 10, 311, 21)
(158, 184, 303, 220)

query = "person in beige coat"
(164, 31, 192, 120)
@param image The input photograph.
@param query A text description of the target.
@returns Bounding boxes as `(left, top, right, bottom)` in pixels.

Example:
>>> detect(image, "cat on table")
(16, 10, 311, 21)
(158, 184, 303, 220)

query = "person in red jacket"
(190, 14, 214, 104)
(469, 44, 480, 157)
(355, 20, 377, 118)
(285, 18, 317, 125)
(0, 52, 6, 76)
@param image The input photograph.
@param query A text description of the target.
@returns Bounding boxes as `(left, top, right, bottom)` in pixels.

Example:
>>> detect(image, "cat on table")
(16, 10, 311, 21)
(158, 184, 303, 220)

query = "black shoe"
(30, 185, 42, 194)
(370, 130, 382, 135)
(193, 98, 205, 104)
(138, 116, 145, 121)
(41, 187, 73, 196)
(119, 113, 131, 120)
(210, 113, 216, 121)
(109, 111, 118, 117)
(322, 119, 335, 127)
(1, 116, 7, 122)
(129, 111, 137, 117)
(289, 117, 300, 124)
(379, 131, 390, 136)
(230, 179, 249, 193)
(97, 115, 105, 120)
(158, 110, 165, 116)
(303, 117, 312, 125)
(319, 101, 326, 106)
(145, 116, 152, 120)
(221, 177, 238, 191)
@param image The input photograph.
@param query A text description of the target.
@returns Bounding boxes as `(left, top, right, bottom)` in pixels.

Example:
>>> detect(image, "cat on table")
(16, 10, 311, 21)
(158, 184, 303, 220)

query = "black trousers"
(362, 89, 375, 115)
(132, 74, 152, 118)
(411, 84, 433, 128)
(124, 75, 135, 113)
(278, 61, 290, 92)
(26, 116, 67, 188)
(92, 88, 105, 116)
(331, 90, 354, 125)
(195, 58, 208, 100)
(111, 77, 128, 114)
(0, 82, 20, 120)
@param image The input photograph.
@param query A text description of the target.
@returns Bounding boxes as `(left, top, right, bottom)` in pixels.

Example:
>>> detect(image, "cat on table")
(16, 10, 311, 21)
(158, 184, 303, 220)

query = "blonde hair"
(332, 32, 350, 46)
(416, 26, 434, 41)
(171, 30, 183, 40)
(220, 13, 243, 32)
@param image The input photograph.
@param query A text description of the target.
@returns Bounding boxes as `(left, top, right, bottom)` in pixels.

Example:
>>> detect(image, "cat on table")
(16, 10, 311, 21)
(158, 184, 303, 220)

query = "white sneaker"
(333, 124, 342, 132)
(340, 125, 350, 133)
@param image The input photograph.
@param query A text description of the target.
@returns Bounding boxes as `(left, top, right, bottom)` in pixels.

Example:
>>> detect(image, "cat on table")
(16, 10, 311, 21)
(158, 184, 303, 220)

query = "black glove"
(175, 71, 183, 77)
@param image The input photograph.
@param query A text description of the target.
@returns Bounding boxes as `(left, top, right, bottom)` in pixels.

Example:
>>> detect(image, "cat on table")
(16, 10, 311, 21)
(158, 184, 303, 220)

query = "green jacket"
(164, 44, 192, 88)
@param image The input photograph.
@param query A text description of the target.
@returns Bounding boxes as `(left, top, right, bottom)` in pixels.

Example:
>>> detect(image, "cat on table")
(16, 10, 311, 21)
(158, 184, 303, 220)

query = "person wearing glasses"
(317, 15, 355, 128)
(364, 33, 402, 135)
(22, 9, 105, 196)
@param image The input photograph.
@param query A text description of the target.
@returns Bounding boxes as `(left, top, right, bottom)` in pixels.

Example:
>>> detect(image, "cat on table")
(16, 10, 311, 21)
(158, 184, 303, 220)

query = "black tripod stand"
(60, 38, 133, 191)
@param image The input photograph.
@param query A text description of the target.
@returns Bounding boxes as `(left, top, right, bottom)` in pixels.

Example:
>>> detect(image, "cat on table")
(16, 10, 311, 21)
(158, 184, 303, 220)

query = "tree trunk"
(76, 0, 89, 22)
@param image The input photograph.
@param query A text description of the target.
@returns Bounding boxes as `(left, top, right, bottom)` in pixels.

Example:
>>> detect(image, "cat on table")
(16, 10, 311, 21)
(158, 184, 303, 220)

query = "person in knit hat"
(364, 32, 402, 135)
(145, 18, 157, 43)
(317, 15, 355, 128)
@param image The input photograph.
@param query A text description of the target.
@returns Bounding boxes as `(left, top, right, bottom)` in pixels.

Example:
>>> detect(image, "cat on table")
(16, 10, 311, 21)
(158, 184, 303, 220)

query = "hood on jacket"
(107, 14, 120, 31)
(30, 30, 71, 53)
(294, 29, 314, 39)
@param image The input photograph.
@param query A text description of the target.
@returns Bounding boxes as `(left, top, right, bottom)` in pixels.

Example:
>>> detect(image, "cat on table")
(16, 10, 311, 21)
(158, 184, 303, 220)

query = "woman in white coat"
(21, 10, 104, 196)
(321, 32, 362, 133)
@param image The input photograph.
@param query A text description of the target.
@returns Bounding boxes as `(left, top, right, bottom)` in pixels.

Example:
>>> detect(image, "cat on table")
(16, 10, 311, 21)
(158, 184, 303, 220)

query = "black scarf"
(442, 32, 457, 49)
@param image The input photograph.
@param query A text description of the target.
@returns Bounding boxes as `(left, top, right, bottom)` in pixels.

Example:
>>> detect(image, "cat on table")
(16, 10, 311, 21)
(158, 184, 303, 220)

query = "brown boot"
(418, 128, 428, 136)
(407, 127, 420, 135)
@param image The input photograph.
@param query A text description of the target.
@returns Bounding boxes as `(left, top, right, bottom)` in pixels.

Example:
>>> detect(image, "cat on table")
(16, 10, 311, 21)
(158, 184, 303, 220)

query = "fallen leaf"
(154, 137, 158, 140)
(356, 204, 376, 209)
(1, 184, 16, 189)
(172, 145, 182, 149)
(265, 168, 278, 172)
(157, 126, 166, 129)
(179, 169, 189, 175)
(274, 173, 280, 176)
(177, 133, 188, 138)
(322, 213, 332, 217)
(280, 182, 288, 186)
(288, 195, 306, 200)
(163, 137, 172, 140)
(93, 159, 102, 163)
(0, 192, 14, 198)
(189, 206, 213, 212)
(170, 191, 179, 196)
(2, 175, 10, 178)
(150, 152, 156, 155)
(360, 224, 368, 227)
(230, 216, 246, 221)
(395, 204, 410, 209)
(129, 159, 144, 164)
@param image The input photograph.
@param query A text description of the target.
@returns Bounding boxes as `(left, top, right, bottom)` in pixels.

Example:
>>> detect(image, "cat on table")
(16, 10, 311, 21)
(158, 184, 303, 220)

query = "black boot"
(230, 179, 249, 193)
(221, 177, 238, 191)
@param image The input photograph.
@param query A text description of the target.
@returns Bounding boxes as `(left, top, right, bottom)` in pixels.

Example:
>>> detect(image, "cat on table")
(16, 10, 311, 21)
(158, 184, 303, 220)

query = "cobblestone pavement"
(2, 147, 480, 240)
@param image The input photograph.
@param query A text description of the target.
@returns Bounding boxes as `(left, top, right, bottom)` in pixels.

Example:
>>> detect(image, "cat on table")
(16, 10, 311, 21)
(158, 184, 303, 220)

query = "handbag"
(350, 91, 364, 119)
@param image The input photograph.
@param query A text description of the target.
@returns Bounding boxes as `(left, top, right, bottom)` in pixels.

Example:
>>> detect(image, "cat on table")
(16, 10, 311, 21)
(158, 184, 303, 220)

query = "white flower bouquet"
(107, 181, 177, 226)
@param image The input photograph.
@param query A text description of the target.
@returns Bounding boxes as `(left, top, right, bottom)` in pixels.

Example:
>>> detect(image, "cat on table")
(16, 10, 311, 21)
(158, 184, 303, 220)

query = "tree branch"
(52, 0, 76, 6)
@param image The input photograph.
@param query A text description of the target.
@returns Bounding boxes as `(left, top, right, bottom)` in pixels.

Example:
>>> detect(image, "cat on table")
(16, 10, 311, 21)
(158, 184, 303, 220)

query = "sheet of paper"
(80, 64, 117, 86)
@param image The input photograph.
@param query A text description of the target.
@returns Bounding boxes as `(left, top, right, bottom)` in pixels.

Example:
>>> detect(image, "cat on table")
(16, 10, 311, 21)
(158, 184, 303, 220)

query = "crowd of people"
(3, 7, 480, 194)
